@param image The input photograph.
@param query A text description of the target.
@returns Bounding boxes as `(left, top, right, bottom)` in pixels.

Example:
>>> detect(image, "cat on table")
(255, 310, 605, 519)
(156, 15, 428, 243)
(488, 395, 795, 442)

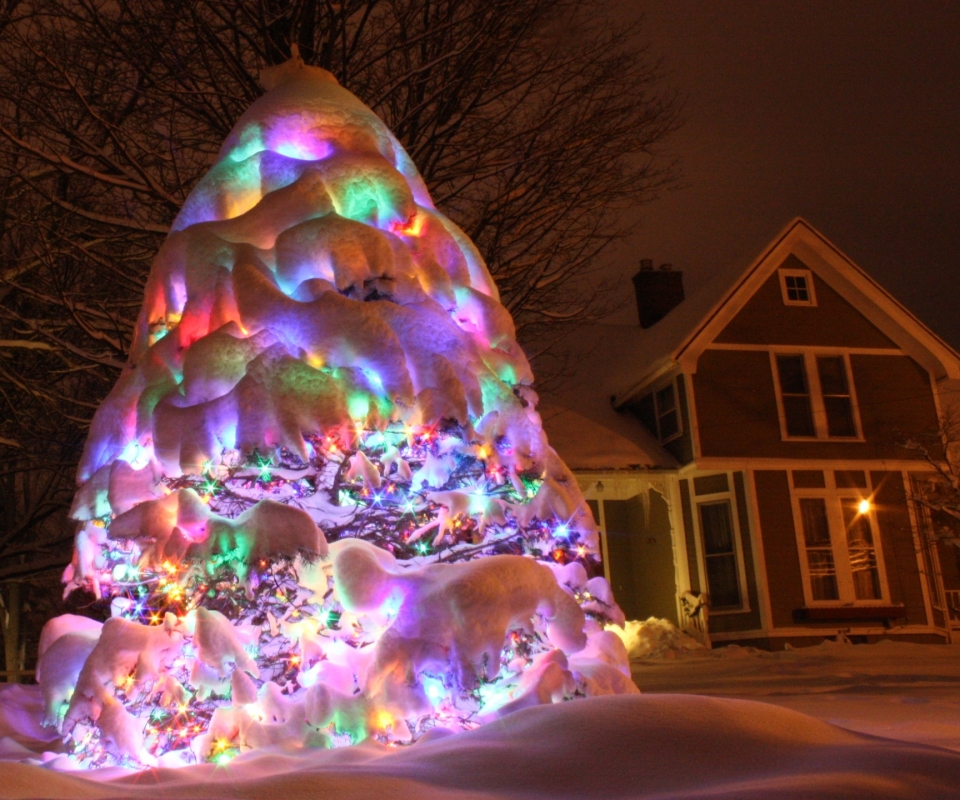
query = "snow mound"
(3, 691, 960, 799)
(609, 617, 706, 660)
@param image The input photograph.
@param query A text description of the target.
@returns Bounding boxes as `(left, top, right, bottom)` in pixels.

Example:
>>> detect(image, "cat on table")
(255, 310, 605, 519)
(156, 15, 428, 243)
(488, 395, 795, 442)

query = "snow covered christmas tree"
(36, 57, 637, 768)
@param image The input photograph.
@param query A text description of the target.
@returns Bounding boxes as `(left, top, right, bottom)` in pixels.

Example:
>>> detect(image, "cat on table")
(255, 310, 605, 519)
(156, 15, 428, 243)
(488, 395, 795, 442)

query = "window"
(632, 379, 682, 443)
(655, 384, 680, 441)
(817, 356, 857, 437)
(779, 269, 816, 306)
(792, 470, 887, 605)
(775, 355, 815, 437)
(773, 352, 861, 440)
(840, 498, 882, 600)
(699, 501, 742, 609)
(798, 498, 839, 600)
(693, 473, 747, 612)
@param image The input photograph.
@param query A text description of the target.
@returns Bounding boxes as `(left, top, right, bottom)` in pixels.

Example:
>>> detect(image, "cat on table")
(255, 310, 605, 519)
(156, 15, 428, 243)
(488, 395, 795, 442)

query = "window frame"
(779, 268, 817, 307)
(636, 378, 684, 444)
(790, 471, 890, 607)
(771, 351, 863, 442)
(691, 474, 750, 614)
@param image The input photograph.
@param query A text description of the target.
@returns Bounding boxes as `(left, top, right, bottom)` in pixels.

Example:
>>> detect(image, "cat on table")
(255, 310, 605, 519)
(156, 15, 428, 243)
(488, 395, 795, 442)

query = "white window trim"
(779, 268, 817, 306)
(770, 350, 864, 442)
(691, 474, 751, 615)
(790, 472, 891, 607)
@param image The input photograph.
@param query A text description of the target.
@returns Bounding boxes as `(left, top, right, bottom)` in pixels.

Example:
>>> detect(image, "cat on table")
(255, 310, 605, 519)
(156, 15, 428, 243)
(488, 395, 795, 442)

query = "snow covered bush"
(37, 56, 635, 769)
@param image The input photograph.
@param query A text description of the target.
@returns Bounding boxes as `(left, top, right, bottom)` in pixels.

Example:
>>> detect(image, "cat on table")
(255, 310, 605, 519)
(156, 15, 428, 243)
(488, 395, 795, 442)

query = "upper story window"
(773, 352, 861, 440)
(779, 268, 816, 306)
(633, 379, 682, 443)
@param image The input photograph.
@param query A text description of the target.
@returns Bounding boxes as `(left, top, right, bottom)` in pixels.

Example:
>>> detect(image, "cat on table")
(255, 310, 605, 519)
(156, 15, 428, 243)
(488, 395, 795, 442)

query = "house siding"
(753, 470, 806, 628)
(693, 350, 938, 460)
(871, 471, 928, 626)
(714, 255, 896, 348)
(852, 355, 940, 447)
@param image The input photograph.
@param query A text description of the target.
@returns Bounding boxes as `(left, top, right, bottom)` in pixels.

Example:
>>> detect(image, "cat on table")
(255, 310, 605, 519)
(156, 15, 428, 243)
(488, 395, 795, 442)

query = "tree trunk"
(2, 582, 20, 683)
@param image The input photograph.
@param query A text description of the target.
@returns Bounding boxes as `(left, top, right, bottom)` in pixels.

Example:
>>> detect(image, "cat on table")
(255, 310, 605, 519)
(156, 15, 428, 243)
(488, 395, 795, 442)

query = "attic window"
(779, 269, 816, 306)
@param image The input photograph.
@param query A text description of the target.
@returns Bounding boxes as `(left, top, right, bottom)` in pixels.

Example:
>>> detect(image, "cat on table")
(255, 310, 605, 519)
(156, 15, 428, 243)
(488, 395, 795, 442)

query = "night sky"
(606, 1, 960, 348)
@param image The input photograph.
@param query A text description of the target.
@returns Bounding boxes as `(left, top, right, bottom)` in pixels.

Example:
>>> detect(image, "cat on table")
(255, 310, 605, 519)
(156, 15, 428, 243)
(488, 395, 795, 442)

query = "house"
(541, 218, 960, 648)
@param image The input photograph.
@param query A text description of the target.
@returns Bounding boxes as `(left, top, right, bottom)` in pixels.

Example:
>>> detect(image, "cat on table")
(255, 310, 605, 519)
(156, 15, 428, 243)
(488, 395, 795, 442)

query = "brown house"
(543, 218, 960, 648)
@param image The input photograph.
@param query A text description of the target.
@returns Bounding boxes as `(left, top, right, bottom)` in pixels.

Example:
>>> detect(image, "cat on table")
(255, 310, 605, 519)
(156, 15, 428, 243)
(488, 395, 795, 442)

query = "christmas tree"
(36, 56, 637, 769)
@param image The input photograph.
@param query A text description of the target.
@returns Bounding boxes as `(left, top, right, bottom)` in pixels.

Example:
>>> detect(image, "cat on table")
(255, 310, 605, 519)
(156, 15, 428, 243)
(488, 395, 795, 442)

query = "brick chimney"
(633, 261, 684, 328)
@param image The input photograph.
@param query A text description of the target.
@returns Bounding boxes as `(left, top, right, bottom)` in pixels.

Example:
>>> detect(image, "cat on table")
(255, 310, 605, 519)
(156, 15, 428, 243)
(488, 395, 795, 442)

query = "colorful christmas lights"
(37, 58, 637, 770)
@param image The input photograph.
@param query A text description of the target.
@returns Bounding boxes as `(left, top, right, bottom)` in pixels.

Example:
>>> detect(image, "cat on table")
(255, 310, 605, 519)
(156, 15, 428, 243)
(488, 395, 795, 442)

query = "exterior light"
(858, 499, 871, 514)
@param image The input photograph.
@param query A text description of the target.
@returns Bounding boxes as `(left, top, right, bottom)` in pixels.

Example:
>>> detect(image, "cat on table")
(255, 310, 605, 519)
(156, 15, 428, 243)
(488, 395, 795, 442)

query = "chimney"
(633, 262, 684, 329)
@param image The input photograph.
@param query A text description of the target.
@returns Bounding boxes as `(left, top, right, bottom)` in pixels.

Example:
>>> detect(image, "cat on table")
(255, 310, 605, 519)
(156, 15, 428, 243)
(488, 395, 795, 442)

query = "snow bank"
(609, 617, 706, 660)
(2, 690, 960, 799)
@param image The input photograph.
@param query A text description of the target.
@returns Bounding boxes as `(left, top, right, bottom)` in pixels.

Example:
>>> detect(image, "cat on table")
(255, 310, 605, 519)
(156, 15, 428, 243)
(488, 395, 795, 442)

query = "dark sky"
(605, 1, 960, 347)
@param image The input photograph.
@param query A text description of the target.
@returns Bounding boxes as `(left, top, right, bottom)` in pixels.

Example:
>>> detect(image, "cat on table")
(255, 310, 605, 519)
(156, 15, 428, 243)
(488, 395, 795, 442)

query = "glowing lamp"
(858, 499, 871, 515)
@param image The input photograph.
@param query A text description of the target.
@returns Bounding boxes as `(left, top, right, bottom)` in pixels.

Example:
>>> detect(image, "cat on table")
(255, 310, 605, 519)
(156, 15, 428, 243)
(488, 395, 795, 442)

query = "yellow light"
(375, 710, 393, 729)
(858, 499, 871, 514)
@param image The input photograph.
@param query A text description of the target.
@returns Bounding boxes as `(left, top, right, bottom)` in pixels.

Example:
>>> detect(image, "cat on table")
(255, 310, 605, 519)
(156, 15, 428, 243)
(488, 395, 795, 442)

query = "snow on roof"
(535, 325, 679, 471)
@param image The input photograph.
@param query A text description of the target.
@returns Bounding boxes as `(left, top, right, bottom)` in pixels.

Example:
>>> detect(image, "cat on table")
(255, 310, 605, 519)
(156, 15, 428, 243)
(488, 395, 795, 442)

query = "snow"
(610, 616, 706, 659)
(631, 636, 960, 756)
(4, 659, 960, 798)
(40, 54, 630, 767)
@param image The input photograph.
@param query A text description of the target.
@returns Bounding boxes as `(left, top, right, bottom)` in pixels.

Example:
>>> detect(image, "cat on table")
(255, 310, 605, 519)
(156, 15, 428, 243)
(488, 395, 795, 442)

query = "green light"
(252, 453, 272, 482)
(415, 541, 430, 556)
(324, 609, 342, 628)
(347, 393, 370, 420)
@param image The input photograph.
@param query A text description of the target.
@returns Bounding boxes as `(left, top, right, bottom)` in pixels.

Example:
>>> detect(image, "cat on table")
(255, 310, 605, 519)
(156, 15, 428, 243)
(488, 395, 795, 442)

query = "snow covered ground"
(631, 637, 960, 755)
(2, 635, 960, 798)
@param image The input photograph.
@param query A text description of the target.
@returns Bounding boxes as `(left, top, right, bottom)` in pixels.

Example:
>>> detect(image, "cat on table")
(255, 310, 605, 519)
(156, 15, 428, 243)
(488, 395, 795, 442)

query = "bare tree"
(901, 410, 960, 549)
(0, 0, 680, 613)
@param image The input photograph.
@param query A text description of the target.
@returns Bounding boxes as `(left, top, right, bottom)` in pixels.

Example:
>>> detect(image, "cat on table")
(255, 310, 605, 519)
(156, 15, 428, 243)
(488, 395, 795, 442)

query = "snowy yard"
(631, 637, 960, 755)
(2, 635, 960, 799)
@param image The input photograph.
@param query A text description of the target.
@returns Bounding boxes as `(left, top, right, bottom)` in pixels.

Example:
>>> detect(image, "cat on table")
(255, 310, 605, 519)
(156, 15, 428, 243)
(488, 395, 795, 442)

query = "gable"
(713, 254, 897, 349)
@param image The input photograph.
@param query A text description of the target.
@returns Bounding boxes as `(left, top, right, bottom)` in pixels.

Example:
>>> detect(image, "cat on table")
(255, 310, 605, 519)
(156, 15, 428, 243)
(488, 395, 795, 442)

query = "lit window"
(798, 498, 839, 600)
(779, 269, 816, 306)
(840, 498, 882, 600)
(793, 474, 886, 605)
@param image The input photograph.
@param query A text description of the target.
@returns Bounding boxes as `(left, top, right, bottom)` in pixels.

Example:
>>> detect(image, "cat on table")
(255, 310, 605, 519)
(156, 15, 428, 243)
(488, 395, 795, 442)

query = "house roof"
(611, 217, 960, 407)
(535, 323, 679, 471)
(537, 217, 960, 470)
